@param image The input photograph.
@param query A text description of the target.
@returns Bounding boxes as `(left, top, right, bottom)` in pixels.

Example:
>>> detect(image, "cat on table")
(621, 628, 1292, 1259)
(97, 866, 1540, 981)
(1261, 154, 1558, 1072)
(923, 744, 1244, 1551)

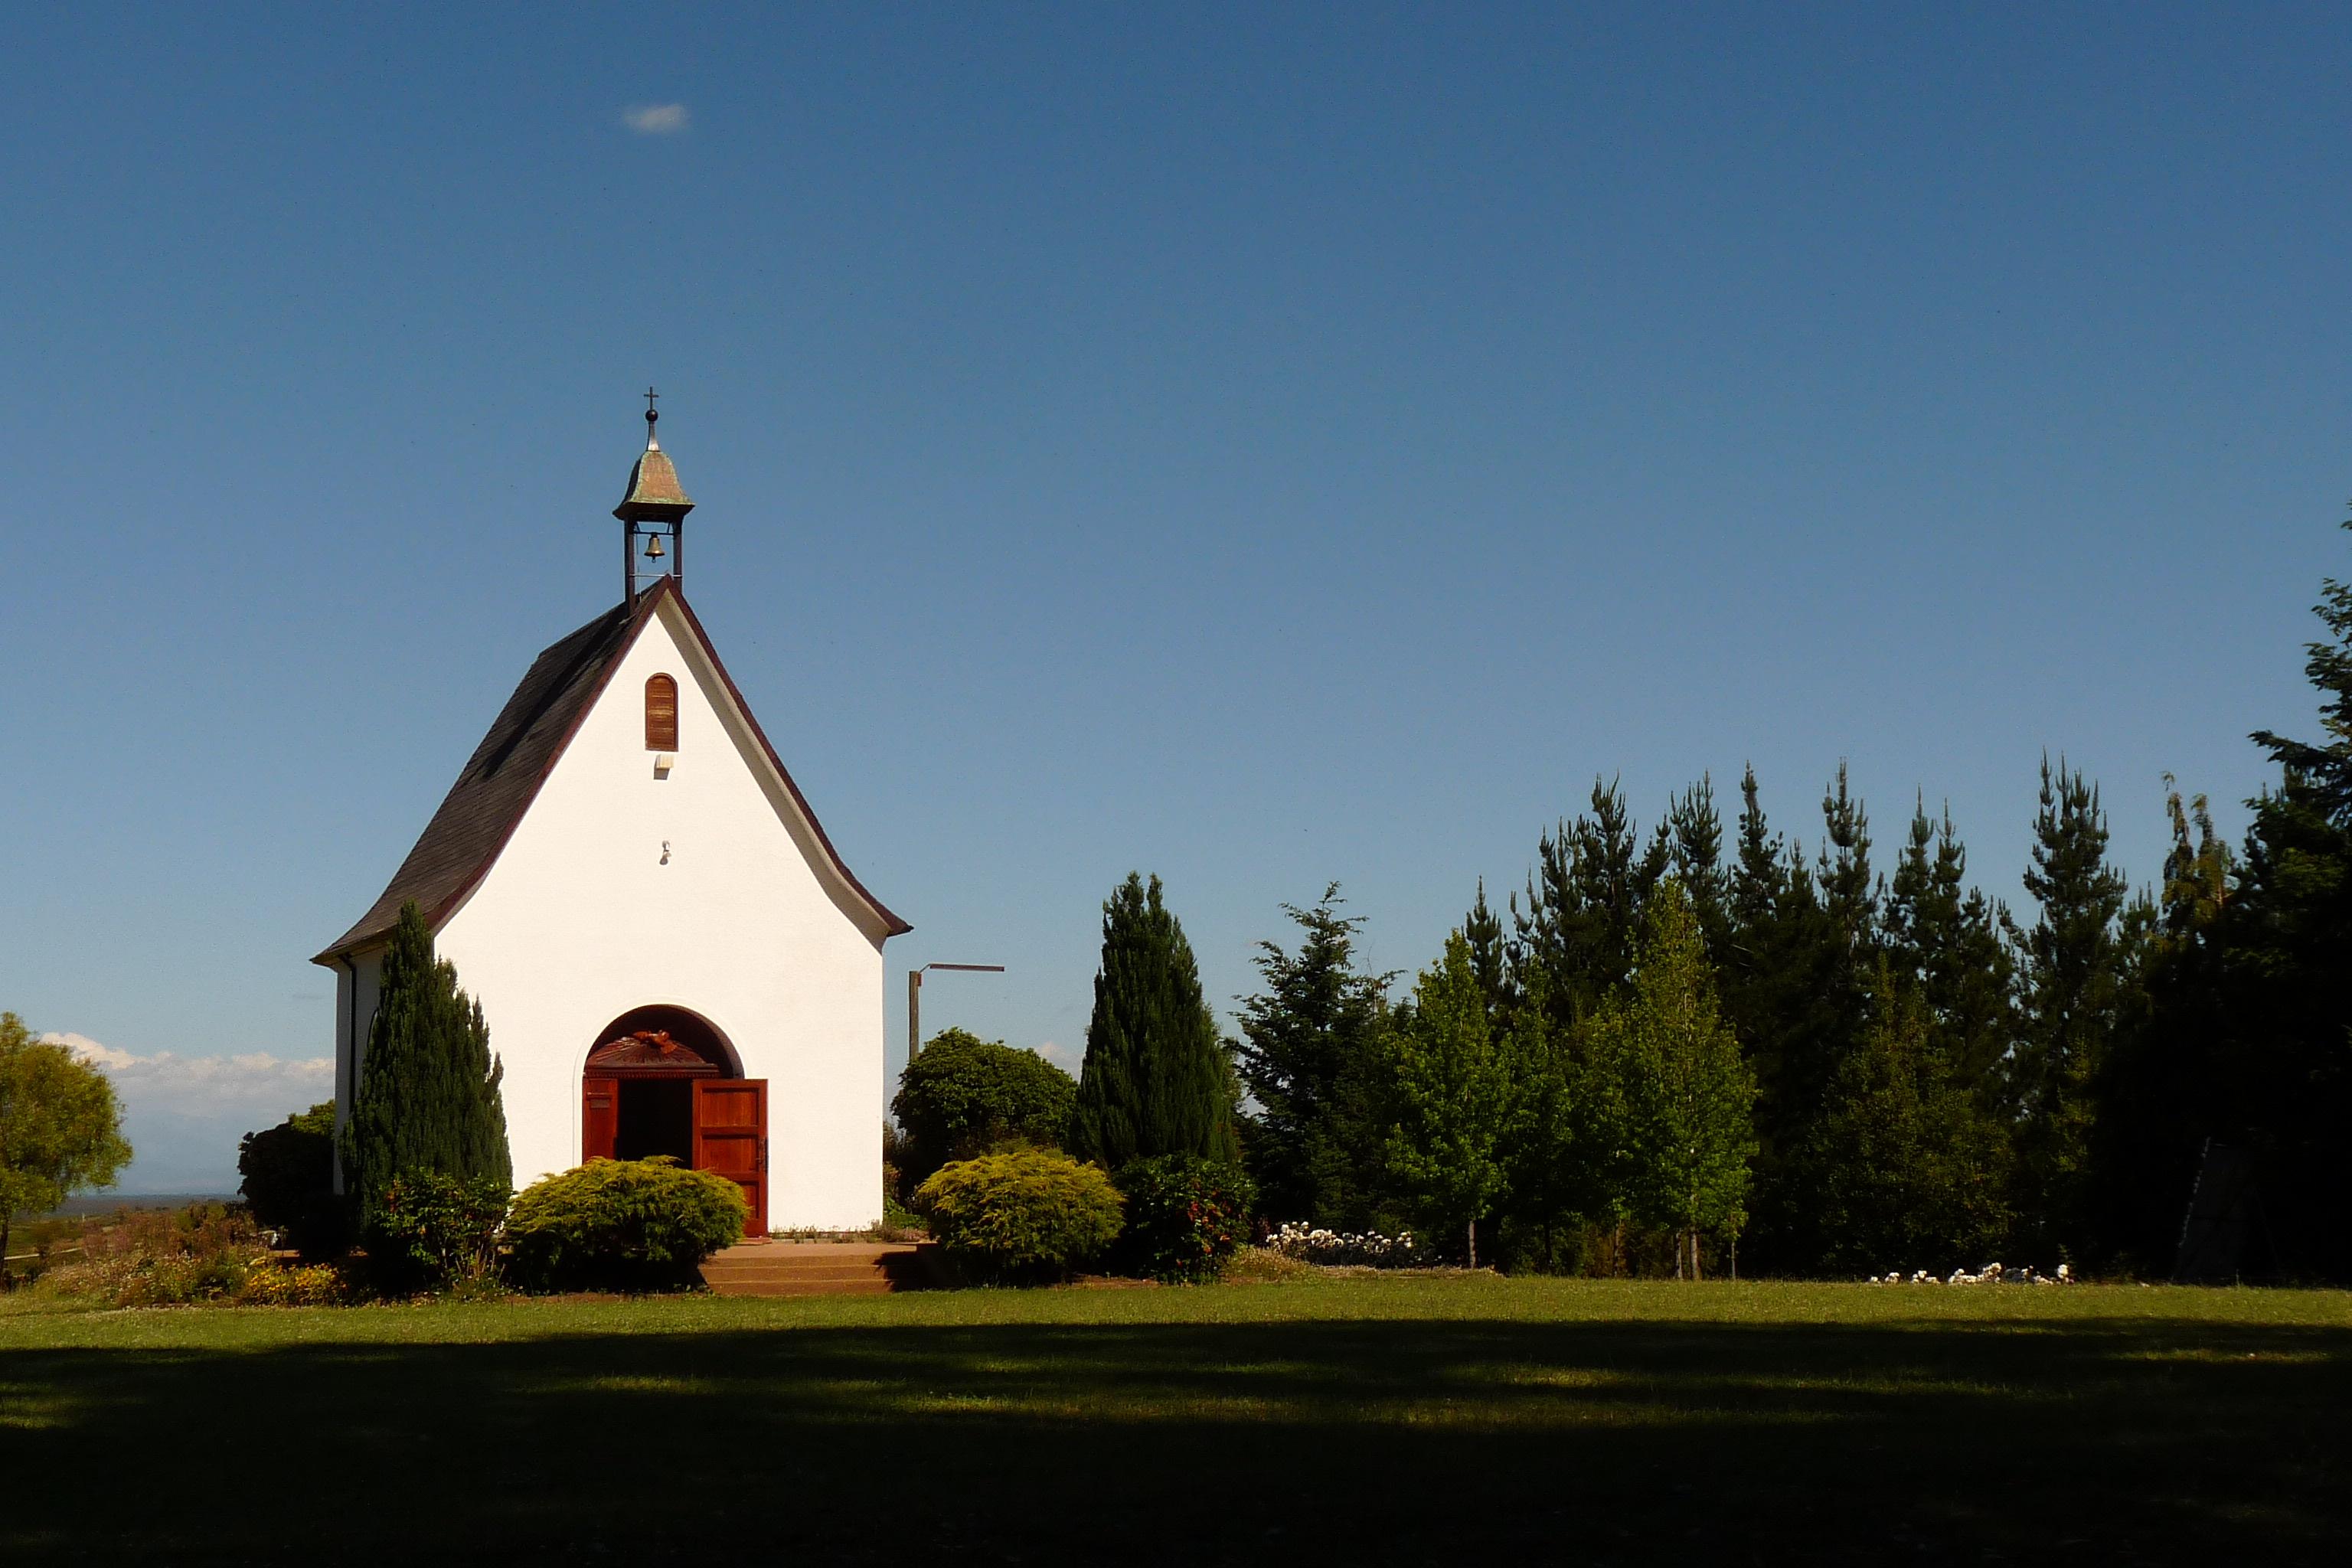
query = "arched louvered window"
(645, 674, 679, 750)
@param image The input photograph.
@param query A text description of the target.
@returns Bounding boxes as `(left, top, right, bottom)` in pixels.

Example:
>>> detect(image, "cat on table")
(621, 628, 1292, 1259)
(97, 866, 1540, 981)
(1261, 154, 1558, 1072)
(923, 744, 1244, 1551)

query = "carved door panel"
(693, 1079, 767, 1236)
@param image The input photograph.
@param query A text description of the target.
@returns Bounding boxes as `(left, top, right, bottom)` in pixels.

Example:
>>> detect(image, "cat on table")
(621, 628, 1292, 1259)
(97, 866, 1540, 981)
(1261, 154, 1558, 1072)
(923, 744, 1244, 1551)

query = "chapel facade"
(314, 402, 907, 1233)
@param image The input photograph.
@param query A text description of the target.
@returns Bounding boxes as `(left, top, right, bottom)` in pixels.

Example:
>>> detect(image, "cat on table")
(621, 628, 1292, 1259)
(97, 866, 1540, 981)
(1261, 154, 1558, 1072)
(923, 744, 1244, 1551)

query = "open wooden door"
(693, 1079, 768, 1236)
(582, 1076, 620, 1162)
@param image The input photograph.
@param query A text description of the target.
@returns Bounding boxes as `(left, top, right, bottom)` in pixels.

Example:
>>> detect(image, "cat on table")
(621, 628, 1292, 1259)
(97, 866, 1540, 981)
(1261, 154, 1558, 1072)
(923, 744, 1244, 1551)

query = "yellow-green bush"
(915, 1148, 1124, 1285)
(236, 1262, 350, 1306)
(505, 1158, 747, 1292)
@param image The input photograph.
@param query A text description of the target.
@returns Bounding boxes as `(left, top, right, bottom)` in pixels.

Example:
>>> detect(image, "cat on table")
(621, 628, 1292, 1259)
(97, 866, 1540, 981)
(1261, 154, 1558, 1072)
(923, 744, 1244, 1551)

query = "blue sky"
(5, 5, 2348, 1190)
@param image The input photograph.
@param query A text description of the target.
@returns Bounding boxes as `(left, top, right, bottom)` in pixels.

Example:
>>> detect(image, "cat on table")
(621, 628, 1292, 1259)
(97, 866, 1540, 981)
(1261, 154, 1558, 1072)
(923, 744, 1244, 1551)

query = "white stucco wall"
(341, 596, 891, 1228)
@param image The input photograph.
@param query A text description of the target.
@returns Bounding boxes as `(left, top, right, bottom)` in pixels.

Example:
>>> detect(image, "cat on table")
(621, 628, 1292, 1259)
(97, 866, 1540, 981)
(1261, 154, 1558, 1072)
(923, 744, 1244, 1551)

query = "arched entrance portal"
(582, 1006, 766, 1236)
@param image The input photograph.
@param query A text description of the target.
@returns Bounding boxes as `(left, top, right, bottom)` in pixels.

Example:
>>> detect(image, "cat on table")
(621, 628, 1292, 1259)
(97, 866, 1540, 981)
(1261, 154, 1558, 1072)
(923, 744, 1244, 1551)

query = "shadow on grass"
(2, 1312, 2346, 1563)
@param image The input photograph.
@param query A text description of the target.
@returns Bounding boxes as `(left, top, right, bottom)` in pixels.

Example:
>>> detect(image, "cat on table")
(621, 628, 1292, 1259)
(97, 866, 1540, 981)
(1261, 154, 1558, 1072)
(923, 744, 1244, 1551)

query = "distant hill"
(44, 1194, 238, 1218)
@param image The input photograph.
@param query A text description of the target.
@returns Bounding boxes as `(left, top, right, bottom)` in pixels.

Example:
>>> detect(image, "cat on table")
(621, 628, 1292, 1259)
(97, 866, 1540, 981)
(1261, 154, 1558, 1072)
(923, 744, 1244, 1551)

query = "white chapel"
(315, 401, 908, 1233)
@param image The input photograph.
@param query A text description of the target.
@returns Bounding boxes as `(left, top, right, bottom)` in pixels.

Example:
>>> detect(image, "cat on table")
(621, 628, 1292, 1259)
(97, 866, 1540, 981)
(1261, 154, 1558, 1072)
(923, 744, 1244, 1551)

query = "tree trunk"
(1674, 1230, 1684, 1280)
(1466, 1217, 1477, 1270)
(1692, 1232, 1702, 1282)
(1730, 1234, 1738, 1282)
(0, 1214, 11, 1291)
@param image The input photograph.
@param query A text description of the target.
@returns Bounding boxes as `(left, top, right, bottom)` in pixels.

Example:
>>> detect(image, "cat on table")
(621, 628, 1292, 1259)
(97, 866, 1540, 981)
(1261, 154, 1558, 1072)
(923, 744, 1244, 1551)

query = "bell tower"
(614, 387, 694, 604)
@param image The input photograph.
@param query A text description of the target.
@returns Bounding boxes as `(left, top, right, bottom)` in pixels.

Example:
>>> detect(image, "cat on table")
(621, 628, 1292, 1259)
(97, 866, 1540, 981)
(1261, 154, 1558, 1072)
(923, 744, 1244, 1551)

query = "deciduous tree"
(1, 1012, 132, 1276)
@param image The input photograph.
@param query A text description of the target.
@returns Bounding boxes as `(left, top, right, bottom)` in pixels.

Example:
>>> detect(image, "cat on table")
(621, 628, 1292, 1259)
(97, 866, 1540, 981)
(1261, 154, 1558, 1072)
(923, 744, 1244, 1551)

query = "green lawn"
(3, 1275, 2345, 1563)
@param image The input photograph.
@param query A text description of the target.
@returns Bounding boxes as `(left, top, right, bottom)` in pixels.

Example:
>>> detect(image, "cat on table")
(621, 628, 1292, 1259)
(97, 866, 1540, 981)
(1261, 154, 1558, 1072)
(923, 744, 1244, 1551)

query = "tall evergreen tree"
(2125, 514, 2352, 1280)
(1069, 874, 1239, 1168)
(1593, 881, 1756, 1279)
(1807, 963, 2013, 1275)
(340, 901, 511, 1219)
(1885, 797, 2017, 1097)
(1383, 933, 1516, 1267)
(1666, 776, 1732, 967)
(1717, 767, 1849, 1271)
(1511, 778, 1666, 1031)
(2084, 778, 2236, 1272)
(1233, 884, 1393, 1223)
(2006, 756, 2138, 1256)
(1461, 879, 1514, 1015)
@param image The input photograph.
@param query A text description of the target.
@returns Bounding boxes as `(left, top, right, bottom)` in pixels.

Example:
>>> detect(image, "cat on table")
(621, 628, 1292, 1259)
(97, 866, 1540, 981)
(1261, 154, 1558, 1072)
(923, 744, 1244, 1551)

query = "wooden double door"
(583, 1075, 768, 1236)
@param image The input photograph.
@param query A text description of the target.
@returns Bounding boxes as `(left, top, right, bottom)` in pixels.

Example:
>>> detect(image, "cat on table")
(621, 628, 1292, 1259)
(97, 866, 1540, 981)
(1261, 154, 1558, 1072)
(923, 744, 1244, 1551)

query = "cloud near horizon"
(623, 103, 689, 135)
(44, 1032, 332, 1194)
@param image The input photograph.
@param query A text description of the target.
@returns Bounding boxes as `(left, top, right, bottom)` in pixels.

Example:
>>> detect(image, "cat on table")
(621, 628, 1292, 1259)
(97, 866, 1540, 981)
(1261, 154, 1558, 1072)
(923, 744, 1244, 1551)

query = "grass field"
(3, 1273, 2345, 1564)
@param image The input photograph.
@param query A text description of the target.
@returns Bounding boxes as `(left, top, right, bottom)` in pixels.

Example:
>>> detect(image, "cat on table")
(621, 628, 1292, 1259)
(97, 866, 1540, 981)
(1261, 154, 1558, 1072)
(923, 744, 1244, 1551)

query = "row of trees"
(1063, 521, 2352, 1281)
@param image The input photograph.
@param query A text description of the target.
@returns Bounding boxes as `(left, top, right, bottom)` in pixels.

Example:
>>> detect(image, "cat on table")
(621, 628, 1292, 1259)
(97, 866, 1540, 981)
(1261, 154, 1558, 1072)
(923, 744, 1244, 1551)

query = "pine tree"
(340, 901, 511, 1220)
(1885, 796, 2017, 1099)
(1233, 884, 1393, 1222)
(1069, 874, 1239, 1168)
(2007, 756, 2136, 1256)
(1595, 881, 1756, 1279)
(1717, 767, 1848, 1271)
(1666, 776, 1732, 967)
(1511, 778, 1666, 1031)
(1383, 933, 1515, 1266)
(1807, 963, 2012, 1275)
(1461, 879, 1514, 1015)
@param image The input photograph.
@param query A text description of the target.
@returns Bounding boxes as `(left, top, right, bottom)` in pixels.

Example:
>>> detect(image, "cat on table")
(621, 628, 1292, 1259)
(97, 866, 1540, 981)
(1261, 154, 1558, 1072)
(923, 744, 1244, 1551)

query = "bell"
(643, 532, 666, 562)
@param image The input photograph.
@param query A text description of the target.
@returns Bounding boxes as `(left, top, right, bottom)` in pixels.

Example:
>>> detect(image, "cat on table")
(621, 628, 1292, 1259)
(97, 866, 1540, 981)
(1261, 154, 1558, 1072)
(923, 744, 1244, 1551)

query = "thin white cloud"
(44, 1032, 332, 1194)
(1034, 1040, 1080, 1072)
(623, 103, 689, 136)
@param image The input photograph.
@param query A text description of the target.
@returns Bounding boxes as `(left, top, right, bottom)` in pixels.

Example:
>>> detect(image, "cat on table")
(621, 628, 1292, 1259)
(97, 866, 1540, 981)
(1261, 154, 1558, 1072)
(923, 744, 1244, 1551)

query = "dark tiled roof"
(315, 577, 910, 964)
(315, 596, 639, 960)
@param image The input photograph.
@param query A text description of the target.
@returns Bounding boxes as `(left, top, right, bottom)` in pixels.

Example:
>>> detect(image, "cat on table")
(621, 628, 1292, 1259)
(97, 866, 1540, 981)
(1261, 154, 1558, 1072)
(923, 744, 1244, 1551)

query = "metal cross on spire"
(643, 385, 661, 433)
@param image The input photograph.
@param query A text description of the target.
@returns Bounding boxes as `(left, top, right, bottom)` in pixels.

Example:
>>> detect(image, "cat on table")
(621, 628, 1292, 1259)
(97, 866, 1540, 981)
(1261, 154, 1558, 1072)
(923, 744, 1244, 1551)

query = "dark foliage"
(236, 1101, 343, 1257)
(360, 1169, 509, 1294)
(1111, 1154, 1256, 1282)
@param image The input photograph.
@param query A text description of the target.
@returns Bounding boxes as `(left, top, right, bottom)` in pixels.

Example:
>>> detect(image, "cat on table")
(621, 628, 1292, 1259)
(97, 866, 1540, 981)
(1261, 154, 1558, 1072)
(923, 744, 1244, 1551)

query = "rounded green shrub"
(890, 1030, 1078, 1191)
(1111, 1154, 1256, 1282)
(506, 1158, 748, 1293)
(914, 1148, 1124, 1285)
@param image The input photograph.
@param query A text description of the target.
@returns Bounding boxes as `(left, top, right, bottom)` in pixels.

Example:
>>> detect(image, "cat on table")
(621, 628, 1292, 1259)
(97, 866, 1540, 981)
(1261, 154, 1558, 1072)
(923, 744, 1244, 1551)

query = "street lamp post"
(907, 962, 1007, 1062)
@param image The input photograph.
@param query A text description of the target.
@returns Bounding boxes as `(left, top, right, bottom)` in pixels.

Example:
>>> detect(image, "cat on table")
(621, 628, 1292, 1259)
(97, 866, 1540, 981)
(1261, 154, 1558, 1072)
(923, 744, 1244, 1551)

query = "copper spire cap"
(614, 396, 694, 524)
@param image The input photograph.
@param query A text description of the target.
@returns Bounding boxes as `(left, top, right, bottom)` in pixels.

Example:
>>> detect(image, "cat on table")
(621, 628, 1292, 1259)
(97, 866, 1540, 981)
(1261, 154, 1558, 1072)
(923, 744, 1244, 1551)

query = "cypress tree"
(341, 901, 511, 1219)
(1069, 874, 1239, 1168)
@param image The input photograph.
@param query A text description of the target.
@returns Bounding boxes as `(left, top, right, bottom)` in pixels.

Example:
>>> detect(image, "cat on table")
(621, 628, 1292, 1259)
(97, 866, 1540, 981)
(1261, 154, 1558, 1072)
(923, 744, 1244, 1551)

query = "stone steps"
(701, 1241, 929, 1298)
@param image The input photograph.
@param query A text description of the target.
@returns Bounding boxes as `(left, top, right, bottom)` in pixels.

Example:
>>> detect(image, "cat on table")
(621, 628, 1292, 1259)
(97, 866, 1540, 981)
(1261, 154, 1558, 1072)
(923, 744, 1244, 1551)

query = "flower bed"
(1266, 1221, 1426, 1269)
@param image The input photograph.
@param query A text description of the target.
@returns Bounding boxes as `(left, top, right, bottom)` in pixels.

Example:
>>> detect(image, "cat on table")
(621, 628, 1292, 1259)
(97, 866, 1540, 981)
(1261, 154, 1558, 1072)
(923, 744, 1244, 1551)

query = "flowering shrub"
(506, 1158, 746, 1293)
(1867, 1261, 2074, 1286)
(1111, 1155, 1255, 1282)
(362, 1171, 511, 1294)
(915, 1148, 1123, 1285)
(1266, 1220, 1426, 1269)
(38, 1204, 265, 1306)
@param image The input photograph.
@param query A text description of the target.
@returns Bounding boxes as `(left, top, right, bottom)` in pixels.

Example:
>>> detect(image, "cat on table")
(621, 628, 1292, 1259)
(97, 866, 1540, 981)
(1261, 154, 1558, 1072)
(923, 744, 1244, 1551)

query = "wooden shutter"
(645, 674, 679, 750)
(693, 1079, 767, 1236)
